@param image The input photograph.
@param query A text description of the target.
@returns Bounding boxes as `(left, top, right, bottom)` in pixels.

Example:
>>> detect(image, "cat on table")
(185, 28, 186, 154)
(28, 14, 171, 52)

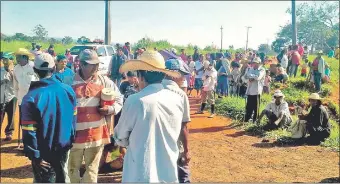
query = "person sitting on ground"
(299, 93, 331, 145)
(257, 90, 292, 131)
(274, 66, 288, 83)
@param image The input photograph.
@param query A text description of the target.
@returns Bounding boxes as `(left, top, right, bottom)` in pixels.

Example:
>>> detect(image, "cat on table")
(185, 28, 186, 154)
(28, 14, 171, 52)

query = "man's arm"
(21, 96, 40, 160)
(113, 97, 142, 147)
(106, 79, 123, 116)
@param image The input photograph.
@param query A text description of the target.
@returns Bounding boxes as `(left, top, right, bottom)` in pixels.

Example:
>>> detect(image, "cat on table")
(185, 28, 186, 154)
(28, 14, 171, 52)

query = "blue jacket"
(21, 75, 77, 161)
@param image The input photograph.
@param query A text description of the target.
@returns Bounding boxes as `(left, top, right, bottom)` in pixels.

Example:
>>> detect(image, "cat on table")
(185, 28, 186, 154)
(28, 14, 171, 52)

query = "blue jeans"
(313, 72, 322, 92)
(289, 64, 298, 77)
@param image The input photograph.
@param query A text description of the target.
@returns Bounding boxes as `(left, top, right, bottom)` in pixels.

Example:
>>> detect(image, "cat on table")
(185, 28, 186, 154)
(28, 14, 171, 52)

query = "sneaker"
(208, 114, 216, 118)
(3, 135, 12, 141)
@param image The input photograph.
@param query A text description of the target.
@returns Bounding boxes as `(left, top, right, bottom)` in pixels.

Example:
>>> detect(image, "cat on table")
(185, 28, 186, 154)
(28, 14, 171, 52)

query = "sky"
(1, 1, 308, 49)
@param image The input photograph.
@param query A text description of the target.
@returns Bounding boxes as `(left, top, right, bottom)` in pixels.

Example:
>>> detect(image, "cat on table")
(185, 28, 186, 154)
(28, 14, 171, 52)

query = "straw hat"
(119, 50, 181, 78)
(273, 90, 285, 98)
(308, 93, 322, 101)
(317, 50, 323, 54)
(252, 57, 262, 64)
(14, 48, 35, 60)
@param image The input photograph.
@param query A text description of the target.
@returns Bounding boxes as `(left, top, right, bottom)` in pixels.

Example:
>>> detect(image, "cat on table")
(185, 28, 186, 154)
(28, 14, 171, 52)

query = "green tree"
(62, 36, 73, 45)
(77, 36, 90, 44)
(271, 37, 290, 53)
(258, 44, 271, 54)
(32, 24, 48, 41)
(279, 1, 339, 52)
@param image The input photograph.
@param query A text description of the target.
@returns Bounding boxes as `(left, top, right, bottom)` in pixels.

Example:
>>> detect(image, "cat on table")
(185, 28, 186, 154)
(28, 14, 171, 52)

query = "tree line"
(272, 1, 339, 53)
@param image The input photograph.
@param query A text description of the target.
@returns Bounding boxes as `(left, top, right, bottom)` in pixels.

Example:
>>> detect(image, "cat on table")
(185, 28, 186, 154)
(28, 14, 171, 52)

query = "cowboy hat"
(308, 93, 322, 101)
(119, 50, 181, 78)
(14, 48, 35, 60)
(317, 50, 323, 54)
(273, 90, 285, 98)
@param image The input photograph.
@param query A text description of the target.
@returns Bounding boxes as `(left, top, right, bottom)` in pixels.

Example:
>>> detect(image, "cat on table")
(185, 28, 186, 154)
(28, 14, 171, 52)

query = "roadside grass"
(216, 56, 339, 151)
(1, 40, 74, 54)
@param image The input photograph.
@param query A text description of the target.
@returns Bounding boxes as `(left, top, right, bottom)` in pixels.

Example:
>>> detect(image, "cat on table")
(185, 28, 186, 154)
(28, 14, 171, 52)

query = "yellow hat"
(14, 48, 35, 60)
(119, 50, 181, 78)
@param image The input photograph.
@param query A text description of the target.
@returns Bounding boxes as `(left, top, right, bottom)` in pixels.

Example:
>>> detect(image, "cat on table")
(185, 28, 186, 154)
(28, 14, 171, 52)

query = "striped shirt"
(72, 73, 123, 149)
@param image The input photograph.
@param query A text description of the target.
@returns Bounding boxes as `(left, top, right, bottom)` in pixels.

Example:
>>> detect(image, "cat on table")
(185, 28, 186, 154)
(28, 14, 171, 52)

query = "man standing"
(162, 58, 191, 183)
(180, 49, 188, 64)
(289, 45, 301, 78)
(0, 52, 17, 141)
(21, 53, 77, 183)
(54, 55, 75, 86)
(114, 50, 184, 182)
(311, 51, 325, 93)
(244, 57, 265, 122)
(194, 54, 205, 97)
(68, 49, 123, 183)
(257, 90, 292, 130)
(13, 48, 39, 145)
(65, 49, 74, 69)
(196, 62, 218, 118)
(108, 47, 127, 86)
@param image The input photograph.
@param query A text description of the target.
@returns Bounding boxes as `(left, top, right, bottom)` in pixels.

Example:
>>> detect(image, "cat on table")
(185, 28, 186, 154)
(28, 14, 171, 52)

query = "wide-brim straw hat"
(14, 48, 35, 60)
(119, 50, 181, 78)
(252, 57, 262, 64)
(308, 93, 322, 101)
(273, 90, 285, 98)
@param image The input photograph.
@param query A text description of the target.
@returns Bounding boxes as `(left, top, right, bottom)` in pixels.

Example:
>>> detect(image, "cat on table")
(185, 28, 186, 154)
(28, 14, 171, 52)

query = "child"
(229, 61, 241, 96)
(301, 59, 308, 77)
(263, 70, 272, 94)
(323, 64, 331, 83)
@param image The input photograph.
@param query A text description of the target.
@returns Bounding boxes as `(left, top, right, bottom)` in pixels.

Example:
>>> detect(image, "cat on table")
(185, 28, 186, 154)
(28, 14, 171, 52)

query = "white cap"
(34, 53, 56, 70)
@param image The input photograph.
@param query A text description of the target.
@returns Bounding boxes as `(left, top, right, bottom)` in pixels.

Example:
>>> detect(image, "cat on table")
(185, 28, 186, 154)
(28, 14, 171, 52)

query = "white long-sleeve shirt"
(114, 83, 184, 183)
(13, 63, 39, 105)
(265, 101, 291, 120)
(0, 67, 15, 104)
(245, 66, 266, 95)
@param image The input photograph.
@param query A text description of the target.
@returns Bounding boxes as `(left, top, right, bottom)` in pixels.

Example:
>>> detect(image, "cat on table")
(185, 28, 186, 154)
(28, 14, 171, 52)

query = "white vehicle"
(69, 43, 116, 75)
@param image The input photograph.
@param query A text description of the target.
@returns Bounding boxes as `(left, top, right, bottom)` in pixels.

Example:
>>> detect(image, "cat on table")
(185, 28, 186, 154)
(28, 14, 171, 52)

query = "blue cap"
(165, 59, 190, 75)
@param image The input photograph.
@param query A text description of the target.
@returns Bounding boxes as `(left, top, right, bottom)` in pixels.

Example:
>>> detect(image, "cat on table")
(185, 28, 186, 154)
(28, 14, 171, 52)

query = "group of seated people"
(257, 90, 331, 145)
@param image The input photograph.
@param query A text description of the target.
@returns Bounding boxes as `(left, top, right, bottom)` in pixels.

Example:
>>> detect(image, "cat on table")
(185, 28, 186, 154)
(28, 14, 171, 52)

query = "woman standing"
(216, 59, 230, 97)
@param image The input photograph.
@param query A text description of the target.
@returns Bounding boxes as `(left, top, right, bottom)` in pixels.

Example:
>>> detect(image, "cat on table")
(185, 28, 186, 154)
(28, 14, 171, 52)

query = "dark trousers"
(177, 159, 190, 183)
(245, 95, 260, 122)
(313, 72, 322, 92)
(306, 124, 330, 145)
(114, 110, 122, 128)
(238, 85, 247, 97)
(32, 150, 70, 183)
(0, 97, 17, 136)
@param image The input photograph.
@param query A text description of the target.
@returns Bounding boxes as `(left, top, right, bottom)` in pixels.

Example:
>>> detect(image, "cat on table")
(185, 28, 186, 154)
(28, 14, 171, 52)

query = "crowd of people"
(0, 41, 334, 183)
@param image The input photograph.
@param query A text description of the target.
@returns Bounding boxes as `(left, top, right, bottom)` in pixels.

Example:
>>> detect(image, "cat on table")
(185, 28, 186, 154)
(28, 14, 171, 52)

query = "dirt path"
(1, 96, 339, 183)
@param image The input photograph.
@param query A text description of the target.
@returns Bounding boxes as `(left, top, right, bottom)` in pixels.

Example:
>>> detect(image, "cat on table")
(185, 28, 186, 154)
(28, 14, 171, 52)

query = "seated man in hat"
(162, 58, 191, 183)
(299, 93, 331, 145)
(114, 50, 185, 183)
(257, 90, 292, 131)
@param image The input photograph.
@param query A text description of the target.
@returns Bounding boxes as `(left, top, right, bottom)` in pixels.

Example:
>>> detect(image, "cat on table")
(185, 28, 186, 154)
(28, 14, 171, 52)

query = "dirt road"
(1, 96, 339, 183)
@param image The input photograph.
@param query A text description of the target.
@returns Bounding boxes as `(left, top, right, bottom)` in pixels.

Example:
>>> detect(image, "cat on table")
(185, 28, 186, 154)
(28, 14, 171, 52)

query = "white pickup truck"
(69, 44, 115, 75)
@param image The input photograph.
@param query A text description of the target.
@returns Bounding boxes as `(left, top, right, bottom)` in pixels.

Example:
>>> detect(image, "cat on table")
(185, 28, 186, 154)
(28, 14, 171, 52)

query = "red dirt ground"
(1, 95, 339, 183)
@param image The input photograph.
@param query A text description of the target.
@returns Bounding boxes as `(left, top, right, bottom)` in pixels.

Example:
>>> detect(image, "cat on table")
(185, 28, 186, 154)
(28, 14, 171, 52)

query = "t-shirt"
(291, 51, 301, 65)
(54, 68, 75, 86)
(195, 61, 204, 79)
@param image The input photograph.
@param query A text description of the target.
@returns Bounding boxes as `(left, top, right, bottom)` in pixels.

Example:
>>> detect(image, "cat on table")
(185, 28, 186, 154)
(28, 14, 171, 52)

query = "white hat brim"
(119, 60, 181, 78)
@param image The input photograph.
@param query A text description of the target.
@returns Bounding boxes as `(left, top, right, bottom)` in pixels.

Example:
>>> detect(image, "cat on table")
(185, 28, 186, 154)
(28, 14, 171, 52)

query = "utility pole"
(220, 26, 223, 52)
(292, 0, 297, 45)
(104, 0, 111, 45)
(245, 26, 252, 51)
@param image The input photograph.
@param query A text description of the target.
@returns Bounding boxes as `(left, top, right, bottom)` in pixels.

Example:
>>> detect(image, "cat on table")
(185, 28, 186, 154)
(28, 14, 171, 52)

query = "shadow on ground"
(0, 165, 33, 179)
(320, 177, 340, 183)
(190, 126, 229, 134)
